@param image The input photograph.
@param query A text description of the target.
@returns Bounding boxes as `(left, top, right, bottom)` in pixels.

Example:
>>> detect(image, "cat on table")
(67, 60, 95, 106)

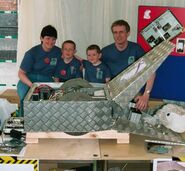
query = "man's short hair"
(40, 25, 57, 39)
(86, 44, 101, 54)
(111, 20, 130, 33)
(62, 40, 76, 50)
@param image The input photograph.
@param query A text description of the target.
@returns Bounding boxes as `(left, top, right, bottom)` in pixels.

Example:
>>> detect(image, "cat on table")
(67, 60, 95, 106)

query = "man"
(102, 20, 156, 111)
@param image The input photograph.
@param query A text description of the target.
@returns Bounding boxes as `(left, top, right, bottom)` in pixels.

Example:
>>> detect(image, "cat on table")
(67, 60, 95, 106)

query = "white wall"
(1, 0, 185, 91)
(17, 0, 185, 62)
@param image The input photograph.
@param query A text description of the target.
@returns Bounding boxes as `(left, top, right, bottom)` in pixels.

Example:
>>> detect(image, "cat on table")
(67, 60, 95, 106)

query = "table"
(24, 134, 185, 171)
(24, 134, 185, 160)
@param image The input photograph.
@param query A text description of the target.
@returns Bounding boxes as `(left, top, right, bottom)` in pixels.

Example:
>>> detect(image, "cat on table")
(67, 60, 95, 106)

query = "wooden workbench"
(99, 134, 178, 161)
(24, 139, 100, 160)
(23, 134, 185, 161)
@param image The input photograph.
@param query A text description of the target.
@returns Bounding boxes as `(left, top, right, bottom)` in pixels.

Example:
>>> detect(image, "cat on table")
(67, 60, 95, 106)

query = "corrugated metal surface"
(0, 50, 16, 60)
(24, 83, 117, 132)
(0, 27, 17, 36)
(0, 12, 17, 27)
(0, 38, 17, 50)
(0, 1, 18, 86)
(106, 40, 175, 110)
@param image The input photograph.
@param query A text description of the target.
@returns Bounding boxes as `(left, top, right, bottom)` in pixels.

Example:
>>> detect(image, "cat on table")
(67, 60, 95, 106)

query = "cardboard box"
(0, 89, 19, 104)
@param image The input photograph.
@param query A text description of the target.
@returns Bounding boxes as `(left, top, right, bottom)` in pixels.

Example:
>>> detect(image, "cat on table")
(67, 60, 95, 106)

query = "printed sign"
(0, 156, 38, 171)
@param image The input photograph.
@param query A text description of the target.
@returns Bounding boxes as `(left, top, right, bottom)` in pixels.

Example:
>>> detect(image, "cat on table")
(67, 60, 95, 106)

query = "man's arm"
(18, 68, 33, 87)
(105, 77, 111, 83)
(134, 72, 156, 111)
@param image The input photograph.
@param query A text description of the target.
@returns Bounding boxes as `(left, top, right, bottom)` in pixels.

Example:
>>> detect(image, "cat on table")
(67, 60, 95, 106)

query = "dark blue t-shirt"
(82, 60, 111, 83)
(20, 44, 61, 77)
(54, 57, 82, 82)
(101, 41, 145, 78)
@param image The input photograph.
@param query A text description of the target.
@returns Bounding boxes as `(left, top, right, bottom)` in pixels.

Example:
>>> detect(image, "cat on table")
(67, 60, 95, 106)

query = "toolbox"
(24, 41, 176, 136)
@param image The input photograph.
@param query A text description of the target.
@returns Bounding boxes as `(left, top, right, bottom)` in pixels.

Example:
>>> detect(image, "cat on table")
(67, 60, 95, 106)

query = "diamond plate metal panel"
(0, 50, 16, 60)
(0, 13, 17, 27)
(0, 38, 17, 50)
(106, 40, 175, 110)
(0, 27, 17, 36)
(113, 116, 184, 142)
(24, 97, 114, 132)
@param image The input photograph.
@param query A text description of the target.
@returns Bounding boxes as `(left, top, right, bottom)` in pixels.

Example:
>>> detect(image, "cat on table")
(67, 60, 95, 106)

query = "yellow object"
(0, 156, 38, 171)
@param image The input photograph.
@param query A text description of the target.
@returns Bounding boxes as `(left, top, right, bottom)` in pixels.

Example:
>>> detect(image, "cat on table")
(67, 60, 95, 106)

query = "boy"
(83, 44, 111, 83)
(54, 40, 82, 82)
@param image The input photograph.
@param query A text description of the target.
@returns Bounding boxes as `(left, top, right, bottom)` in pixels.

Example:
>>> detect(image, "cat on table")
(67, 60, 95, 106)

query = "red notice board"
(137, 6, 185, 56)
(137, 6, 185, 101)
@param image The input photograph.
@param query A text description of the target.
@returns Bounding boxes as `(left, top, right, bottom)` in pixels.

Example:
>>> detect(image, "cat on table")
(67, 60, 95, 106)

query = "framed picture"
(153, 158, 185, 171)
(176, 38, 185, 54)
(140, 10, 183, 48)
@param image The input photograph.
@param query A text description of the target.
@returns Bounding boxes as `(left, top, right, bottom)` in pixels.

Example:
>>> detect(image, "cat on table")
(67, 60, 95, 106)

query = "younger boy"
(83, 44, 111, 83)
(54, 40, 82, 82)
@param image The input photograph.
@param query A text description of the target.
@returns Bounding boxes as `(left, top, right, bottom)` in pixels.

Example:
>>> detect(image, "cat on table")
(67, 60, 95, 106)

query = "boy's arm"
(76, 62, 83, 78)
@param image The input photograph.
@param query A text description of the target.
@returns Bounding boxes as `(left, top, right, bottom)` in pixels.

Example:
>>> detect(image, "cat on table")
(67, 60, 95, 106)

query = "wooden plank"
(24, 139, 100, 160)
(99, 134, 172, 160)
(148, 98, 163, 108)
(26, 130, 130, 144)
(0, 89, 19, 104)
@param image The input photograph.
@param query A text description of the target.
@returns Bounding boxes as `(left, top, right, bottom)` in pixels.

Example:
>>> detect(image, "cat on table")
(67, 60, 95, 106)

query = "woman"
(17, 25, 61, 116)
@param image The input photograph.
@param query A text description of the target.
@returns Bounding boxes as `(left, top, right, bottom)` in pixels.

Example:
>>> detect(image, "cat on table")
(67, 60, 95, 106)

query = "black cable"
(10, 129, 22, 140)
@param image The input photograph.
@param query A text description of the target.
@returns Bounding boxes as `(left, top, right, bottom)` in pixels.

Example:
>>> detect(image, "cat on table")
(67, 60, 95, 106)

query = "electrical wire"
(121, 163, 128, 171)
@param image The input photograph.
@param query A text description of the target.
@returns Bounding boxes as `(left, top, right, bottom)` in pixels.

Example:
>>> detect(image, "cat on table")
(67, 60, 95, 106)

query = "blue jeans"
(17, 74, 54, 116)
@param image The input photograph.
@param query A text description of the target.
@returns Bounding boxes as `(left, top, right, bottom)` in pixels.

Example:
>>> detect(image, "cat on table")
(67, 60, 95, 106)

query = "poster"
(140, 10, 182, 48)
(137, 6, 185, 56)
(137, 6, 185, 101)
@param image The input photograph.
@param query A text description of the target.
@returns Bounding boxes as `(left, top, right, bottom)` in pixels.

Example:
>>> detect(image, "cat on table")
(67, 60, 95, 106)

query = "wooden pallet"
(26, 130, 130, 144)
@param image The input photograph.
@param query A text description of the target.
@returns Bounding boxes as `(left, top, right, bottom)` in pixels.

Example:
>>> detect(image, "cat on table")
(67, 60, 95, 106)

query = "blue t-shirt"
(83, 60, 111, 83)
(54, 57, 82, 82)
(101, 41, 145, 78)
(20, 44, 61, 78)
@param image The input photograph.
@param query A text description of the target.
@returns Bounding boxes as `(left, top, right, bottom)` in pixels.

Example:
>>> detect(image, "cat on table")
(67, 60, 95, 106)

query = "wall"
(0, 0, 18, 91)
(2, 0, 185, 99)
(137, 6, 185, 101)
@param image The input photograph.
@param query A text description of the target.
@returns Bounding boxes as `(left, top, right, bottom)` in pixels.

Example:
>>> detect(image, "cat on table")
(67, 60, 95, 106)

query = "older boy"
(54, 40, 82, 82)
